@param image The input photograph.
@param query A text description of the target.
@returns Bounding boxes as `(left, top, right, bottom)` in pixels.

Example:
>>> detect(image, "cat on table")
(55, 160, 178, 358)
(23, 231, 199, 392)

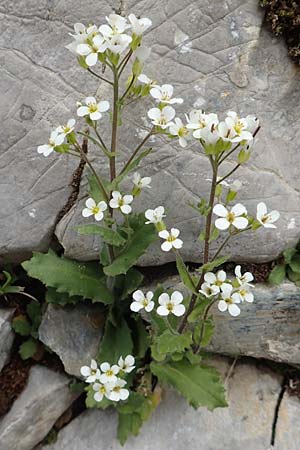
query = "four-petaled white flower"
(186, 110, 219, 139)
(92, 382, 112, 402)
(56, 118, 76, 136)
(77, 35, 107, 66)
(138, 74, 157, 86)
(236, 286, 254, 303)
(256, 202, 280, 229)
(99, 14, 130, 38)
(132, 172, 152, 189)
(202, 271, 229, 293)
(130, 290, 154, 312)
(118, 355, 135, 374)
(108, 378, 130, 402)
(107, 34, 133, 54)
(80, 359, 101, 383)
(128, 13, 152, 35)
(222, 111, 254, 144)
(99, 362, 120, 384)
(77, 96, 110, 121)
(235, 265, 254, 287)
(213, 203, 248, 231)
(157, 291, 185, 317)
(169, 118, 189, 148)
(218, 285, 241, 317)
(37, 131, 65, 157)
(145, 206, 166, 225)
(82, 198, 107, 221)
(199, 282, 220, 298)
(109, 191, 133, 214)
(159, 228, 183, 251)
(147, 106, 175, 129)
(150, 84, 183, 105)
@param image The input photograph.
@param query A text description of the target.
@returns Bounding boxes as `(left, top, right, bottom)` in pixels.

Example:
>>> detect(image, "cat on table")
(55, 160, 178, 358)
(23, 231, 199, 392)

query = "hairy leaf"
(76, 224, 126, 247)
(12, 315, 31, 336)
(151, 359, 227, 410)
(201, 256, 229, 273)
(104, 215, 157, 276)
(176, 254, 197, 293)
(121, 268, 144, 300)
(22, 250, 113, 304)
(268, 264, 286, 285)
(117, 412, 143, 445)
(97, 318, 133, 364)
(45, 288, 82, 305)
(283, 248, 297, 265)
(19, 338, 38, 360)
(289, 255, 300, 274)
(155, 330, 193, 356)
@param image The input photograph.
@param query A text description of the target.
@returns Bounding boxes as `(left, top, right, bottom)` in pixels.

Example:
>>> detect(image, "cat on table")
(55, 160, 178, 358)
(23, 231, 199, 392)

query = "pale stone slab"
(0, 308, 15, 371)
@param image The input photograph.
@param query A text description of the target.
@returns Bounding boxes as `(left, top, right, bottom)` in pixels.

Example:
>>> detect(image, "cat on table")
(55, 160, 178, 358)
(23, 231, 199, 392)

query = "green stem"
(120, 75, 136, 102)
(110, 68, 119, 183)
(194, 300, 217, 354)
(77, 131, 112, 159)
(118, 49, 133, 77)
(216, 164, 240, 185)
(87, 68, 113, 85)
(118, 129, 154, 176)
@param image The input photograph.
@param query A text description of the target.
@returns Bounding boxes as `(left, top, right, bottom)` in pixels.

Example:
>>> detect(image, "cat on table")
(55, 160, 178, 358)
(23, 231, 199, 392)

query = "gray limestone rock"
(275, 390, 300, 450)
(38, 303, 104, 377)
(0, 365, 77, 450)
(0, 308, 15, 371)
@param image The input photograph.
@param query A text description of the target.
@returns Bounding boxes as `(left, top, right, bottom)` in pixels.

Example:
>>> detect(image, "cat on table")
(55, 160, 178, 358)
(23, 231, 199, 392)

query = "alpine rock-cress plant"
(22, 12, 280, 445)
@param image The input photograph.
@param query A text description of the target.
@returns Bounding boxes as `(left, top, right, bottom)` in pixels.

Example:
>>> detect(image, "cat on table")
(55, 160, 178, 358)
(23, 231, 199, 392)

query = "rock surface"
(0, 365, 77, 450)
(38, 304, 104, 377)
(41, 358, 282, 450)
(0, 308, 15, 371)
(275, 390, 300, 449)
(1, 0, 300, 264)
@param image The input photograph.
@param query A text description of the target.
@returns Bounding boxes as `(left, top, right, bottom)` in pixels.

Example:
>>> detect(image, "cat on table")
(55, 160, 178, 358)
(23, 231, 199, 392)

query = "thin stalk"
(77, 131, 112, 159)
(119, 129, 153, 176)
(118, 49, 133, 77)
(87, 68, 113, 85)
(120, 75, 136, 102)
(212, 234, 232, 261)
(194, 300, 217, 354)
(110, 68, 119, 183)
(93, 125, 110, 154)
(216, 164, 240, 185)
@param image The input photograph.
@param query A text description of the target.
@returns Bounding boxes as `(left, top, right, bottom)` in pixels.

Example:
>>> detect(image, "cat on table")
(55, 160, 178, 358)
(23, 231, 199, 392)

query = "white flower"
(186, 110, 219, 139)
(70, 23, 87, 41)
(219, 179, 242, 191)
(199, 282, 220, 298)
(107, 34, 132, 54)
(236, 286, 254, 303)
(77, 34, 107, 66)
(235, 265, 254, 286)
(150, 84, 183, 105)
(99, 14, 130, 38)
(213, 203, 248, 231)
(77, 96, 110, 121)
(138, 74, 157, 86)
(245, 114, 259, 134)
(130, 290, 154, 312)
(118, 355, 135, 374)
(108, 378, 129, 402)
(128, 13, 152, 35)
(132, 172, 152, 189)
(82, 198, 107, 221)
(169, 118, 189, 148)
(80, 359, 101, 383)
(159, 228, 183, 251)
(147, 106, 175, 129)
(256, 202, 280, 229)
(99, 362, 120, 384)
(201, 270, 229, 293)
(219, 111, 254, 144)
(157, 291, 185, 317)
(37, 131, 65, 157)
(135, 46, 151, 62)
(218, 285, 241, 317)
(56, 118, 76, 136)
(145, 207, 166, 225)
(109, 191, 133, 214)
(93, 382, 112, 402)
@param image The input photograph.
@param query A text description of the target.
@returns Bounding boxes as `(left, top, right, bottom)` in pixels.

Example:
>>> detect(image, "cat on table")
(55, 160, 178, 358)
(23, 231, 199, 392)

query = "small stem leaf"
(22, 250, 113, 304)
(208, 226, 219, 243)
(268, 264, 286, 285)
(88, 173, 110, 203)
(176, 254, 197, 293)
(151, 359, 227, 410)
(19, 338, 38, 360)
(97, 318, 133, 364)
(200, 256, 229, 273)
(104, 214, 157, 277)
(76, 224, 126, 247)
(121, 267, 144, 300)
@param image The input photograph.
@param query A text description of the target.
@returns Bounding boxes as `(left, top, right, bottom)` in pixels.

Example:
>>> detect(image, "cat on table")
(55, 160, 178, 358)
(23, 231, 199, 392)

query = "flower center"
(227, 212, 236, 223)
(99, 386, 106, 394)
(234, 121, 244, 135)
(161, 93, 171, 101)
(166, 302, 174, 311)
(142, 299, 149, 307)
(49, 139, 56, 147)
(106, 369, 113, 377)
(158, 116, 167, 126)
(240, 289, 247, 297)
(118, 199, 125, 207)
(261, 214, 269, 223)
(91, 206, 100, 214)
(91, 369, 96, 375)
(113, 385, 121, 392)
(215, 280, 223, 286)
(225, 297, 233, 304)
(88, 104, 98, 113)
(167, 235, 176, 243)
(178, 127, 188, 137)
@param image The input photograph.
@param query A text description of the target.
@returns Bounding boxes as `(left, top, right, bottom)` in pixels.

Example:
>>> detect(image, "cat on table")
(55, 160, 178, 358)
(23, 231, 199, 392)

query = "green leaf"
(268, 264, 286, 285)
(97, 318, 133, 364)
(132, 317, 150, 359)
(201, 256, 229, 273)
(45, 288, 82, 305)
(109, 149, 152, 191)
(151, 359, 227, 410)
(287, 267, 300, 283)
(193, 319, 214, 348)
(104, 214, 157, 276)
(289, 255, 300, 273)
(76, 224, 126, 247)
(121, 268, 144, 300)
(283, 248, 297, 264)
(209, 226, 219, 243)
(12, 315, 32, 336)
(176, 254, 197, 293)
(19, 338, 38, 360)
(226, 189, 237, 203)
(26, 301, 42, 328)
(22, 250, 113, 304)
(117, 412, 143, 445)
(87, 173, 110, 203)
(187, 296, 211, 323)
(238, 149, 251, 164)
(155, 330, 193, 356)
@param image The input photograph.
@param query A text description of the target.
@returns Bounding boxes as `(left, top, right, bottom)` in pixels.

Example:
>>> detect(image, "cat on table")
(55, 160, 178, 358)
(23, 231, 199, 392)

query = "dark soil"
(260, 0, 300, 64)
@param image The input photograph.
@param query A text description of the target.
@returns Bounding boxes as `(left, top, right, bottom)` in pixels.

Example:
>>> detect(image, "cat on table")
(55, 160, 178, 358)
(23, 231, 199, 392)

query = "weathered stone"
(41, 358, 282, 450)
(54, 0, 300, 265)
(275, 391, 300, 449)
(0, 365, 77, 450)
(0, 308, 15, 371)
(38, 304, 103, 377)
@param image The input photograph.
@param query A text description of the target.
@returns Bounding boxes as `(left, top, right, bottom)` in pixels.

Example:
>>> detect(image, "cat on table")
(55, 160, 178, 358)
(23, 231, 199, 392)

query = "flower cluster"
(66, 13, 152, 66)
(37, 119, 76, 157)
(80, 355, 135, 403)
(200, 266, 254, 317)
(144, 206, 183, 252)
(130, 289, 185, 317)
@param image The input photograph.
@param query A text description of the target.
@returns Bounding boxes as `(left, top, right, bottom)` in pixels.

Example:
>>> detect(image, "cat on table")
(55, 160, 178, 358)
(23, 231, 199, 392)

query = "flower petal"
(215, 218, 229, 230)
